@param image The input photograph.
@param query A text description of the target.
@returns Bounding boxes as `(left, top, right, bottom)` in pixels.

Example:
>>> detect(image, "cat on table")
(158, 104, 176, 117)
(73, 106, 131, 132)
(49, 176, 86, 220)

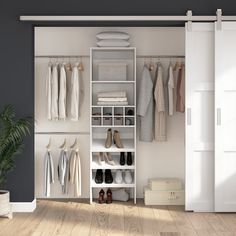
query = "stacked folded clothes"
(96, 31, 130, 47)
(97, 91, 128, 105)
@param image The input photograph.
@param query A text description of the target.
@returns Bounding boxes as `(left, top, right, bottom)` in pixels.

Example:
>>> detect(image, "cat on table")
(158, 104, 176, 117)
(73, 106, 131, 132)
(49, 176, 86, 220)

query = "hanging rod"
(35, 55, 185, 59)
(35, 131, 90, 135)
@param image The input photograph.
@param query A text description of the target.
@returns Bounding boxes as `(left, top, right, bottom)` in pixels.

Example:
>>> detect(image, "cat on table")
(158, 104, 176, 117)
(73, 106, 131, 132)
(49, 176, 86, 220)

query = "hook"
(46, 138, 51, 151)
(60, 138, 68, 151)
(70, 138, 79, 151)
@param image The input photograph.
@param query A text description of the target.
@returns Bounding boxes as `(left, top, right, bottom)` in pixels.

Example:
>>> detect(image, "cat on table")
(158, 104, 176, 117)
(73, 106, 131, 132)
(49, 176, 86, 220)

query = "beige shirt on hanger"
(46, 64, 52, 120)
(59, 64, 67, 120)
(51, 64, 59, 120)
(154, 64, 167, 142)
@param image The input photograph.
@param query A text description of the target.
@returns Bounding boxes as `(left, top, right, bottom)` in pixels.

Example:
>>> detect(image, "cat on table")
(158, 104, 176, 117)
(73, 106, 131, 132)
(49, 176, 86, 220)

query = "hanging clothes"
(137, 65, 154, 142)
(46, 64, 52, 120)
(154, 63, 167, 142)
(51, 64, 59, 120)
(58, 150, 69, 194)
(69, 150, 81, 197)
(167, 64, 175, 116)
(44, 151, 54, 197)
(59, 64, 67, 120)
(176, 64, 185, 113)
(70, 64, 80, 121)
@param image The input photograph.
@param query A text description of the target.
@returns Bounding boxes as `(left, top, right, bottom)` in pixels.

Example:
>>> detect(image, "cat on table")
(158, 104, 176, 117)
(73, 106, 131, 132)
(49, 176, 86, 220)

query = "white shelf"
(92, 81, 135, 84)
(91, 179, 135, 188)
(91, 139, 135, 152)
(91, 160, 135, 170)
(92, 125, 135, 128)
(92, 105, 135, 108)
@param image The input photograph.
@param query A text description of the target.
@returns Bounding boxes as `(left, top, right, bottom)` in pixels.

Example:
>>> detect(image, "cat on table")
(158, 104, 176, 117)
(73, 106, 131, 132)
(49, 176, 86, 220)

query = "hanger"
(149, 57, 154, 71)
(46, 138, 51, 151)
(174, 61, 181, 71)
(78, 57, 84, 71)
(60, 138, 68, 151)
(70, 138, 79, 151)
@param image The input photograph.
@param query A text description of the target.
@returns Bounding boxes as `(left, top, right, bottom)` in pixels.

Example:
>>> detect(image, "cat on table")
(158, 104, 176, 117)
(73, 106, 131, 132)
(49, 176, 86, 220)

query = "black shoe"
(95, 169, 103, 184)
(127, 152, 133, 166)
(105, 169, 113, 184)
(120, 152, 125, 166)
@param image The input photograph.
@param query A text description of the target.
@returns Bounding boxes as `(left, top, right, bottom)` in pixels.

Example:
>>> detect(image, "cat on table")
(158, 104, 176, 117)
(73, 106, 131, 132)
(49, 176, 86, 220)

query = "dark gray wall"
(0, 0, 235, 202)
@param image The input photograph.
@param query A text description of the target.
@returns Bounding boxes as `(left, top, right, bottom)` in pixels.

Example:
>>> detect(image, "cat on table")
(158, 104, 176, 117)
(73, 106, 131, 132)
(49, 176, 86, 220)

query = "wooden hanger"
(60, 138, 68, 151)
(46, 138, 51, 151)
(70, 138, 79, 151)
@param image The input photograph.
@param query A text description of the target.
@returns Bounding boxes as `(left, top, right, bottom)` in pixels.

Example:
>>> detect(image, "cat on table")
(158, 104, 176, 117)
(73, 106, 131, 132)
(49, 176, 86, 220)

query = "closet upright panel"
(215, 22, 236, 212)
(185, 23, 214, 212)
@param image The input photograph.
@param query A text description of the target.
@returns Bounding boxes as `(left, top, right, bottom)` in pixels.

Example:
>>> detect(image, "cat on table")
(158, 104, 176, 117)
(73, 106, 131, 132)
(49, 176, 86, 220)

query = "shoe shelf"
(91, 139, 135, 152)
(90, 47, 136, 204)
(91, 180, 135, 188)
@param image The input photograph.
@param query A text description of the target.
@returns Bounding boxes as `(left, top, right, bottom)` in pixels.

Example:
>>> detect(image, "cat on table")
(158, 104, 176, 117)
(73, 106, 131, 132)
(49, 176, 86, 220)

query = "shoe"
(115, 170, 123, 184)
(95, 169, 103, 184)
(98, 189, 105, 204)
(97, 152, 105, 166)
(104, 152, 116, 165)
(113, 130, 124, 148)
(127, 152, 133, 166)
(127, 109, 134, 115)
(124, 170, 132, 184)
(105, 169, 113, 184)
(106, 188, 112, 204)
(120, 152, 125, 166)
(105, 128, 112, 148)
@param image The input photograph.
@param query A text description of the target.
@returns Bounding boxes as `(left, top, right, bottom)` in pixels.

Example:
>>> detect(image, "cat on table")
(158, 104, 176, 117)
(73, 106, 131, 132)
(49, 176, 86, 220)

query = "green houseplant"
(0, 105, 31, 218)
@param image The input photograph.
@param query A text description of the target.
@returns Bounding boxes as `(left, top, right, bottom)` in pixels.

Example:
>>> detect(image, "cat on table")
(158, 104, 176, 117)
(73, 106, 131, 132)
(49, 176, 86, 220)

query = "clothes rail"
(35, 55, 185, 59)
(35, 132, 90, 135)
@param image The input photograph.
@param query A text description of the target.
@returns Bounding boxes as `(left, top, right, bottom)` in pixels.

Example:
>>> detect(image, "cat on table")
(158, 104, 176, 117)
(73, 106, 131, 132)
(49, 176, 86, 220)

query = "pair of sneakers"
(115, 170, 133, 184)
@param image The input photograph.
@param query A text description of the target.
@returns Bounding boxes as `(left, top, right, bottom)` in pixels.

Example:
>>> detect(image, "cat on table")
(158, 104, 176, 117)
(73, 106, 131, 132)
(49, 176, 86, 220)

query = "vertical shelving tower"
(90, 47, 136, 204)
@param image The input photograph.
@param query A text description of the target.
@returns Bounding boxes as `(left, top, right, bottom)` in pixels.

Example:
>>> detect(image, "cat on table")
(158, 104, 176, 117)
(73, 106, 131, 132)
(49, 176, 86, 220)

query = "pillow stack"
(96, 31, 130, 47)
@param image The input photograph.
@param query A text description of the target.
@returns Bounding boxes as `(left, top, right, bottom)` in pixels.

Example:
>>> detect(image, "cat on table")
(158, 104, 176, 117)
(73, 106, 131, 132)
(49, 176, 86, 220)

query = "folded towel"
(97, 101, 128, 105)
(98, 97, 127, 102)
(97, 91, 126, 98)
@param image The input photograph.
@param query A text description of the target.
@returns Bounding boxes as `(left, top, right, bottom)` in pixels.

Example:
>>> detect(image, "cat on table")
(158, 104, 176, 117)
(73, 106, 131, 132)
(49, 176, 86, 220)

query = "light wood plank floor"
(1, 200, 236, 236)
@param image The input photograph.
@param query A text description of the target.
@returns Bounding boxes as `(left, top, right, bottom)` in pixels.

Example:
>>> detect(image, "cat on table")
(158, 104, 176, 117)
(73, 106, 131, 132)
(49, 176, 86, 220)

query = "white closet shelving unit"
(90, 47, 136, 204)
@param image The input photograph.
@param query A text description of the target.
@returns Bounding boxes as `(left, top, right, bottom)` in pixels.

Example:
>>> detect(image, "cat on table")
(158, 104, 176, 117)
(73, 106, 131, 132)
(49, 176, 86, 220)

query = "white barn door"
(185, 23, 215, 212)
(215, 22, 236, 212)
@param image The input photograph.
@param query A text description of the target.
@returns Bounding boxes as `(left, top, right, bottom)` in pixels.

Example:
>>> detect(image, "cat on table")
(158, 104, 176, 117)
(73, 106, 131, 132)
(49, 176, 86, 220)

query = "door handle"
(187, 108, 191, 125)
(217, 108, 221, 126)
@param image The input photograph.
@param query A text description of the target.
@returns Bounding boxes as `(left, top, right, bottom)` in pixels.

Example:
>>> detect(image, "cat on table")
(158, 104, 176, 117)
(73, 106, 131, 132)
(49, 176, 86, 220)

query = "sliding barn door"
(215, 22, 236, 212)
(185, 23, 215, 212)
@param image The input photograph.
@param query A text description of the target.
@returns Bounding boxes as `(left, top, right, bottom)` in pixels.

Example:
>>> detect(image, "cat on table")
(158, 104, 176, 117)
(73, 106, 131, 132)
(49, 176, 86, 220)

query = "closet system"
(27, 8, 236, 212)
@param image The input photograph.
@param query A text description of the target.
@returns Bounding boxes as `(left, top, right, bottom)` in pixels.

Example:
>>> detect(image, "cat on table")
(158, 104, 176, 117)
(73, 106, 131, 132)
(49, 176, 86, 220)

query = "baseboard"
(11, 199, 36, 212)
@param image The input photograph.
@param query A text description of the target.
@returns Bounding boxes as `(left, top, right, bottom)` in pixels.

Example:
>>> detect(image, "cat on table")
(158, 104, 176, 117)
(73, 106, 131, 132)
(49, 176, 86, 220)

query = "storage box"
(144, 187, 185, 205)
(114, 117, 123, 125)
(98, 62, 127, 81)
(148, 178, 182, 191)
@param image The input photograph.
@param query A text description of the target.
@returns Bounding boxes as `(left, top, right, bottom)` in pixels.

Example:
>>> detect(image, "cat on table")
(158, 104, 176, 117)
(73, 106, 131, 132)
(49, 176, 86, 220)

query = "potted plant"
(0, 105, 31, 219)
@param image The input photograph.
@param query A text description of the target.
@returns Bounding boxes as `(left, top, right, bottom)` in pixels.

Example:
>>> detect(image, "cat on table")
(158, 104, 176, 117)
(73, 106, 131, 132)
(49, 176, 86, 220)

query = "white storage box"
(144, 187, 185, 205)
(148, 178, 182, 191)
(98, 62, 127, 81)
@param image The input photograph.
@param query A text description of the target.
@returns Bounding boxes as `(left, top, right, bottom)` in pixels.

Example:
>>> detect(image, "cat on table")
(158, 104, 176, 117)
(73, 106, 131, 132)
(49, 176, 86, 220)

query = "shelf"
(91, 179, 135, 188)
(92, 81, 135, 84)
(92, 105, 135, 108)
(91, 139, 135, 152)
(92, 125, 135, 128)
(91, 160, 135, 170)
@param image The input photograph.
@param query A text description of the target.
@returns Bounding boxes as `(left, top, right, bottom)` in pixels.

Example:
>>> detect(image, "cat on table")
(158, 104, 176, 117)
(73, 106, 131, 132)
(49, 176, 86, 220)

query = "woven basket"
(0, 190, 11, 216)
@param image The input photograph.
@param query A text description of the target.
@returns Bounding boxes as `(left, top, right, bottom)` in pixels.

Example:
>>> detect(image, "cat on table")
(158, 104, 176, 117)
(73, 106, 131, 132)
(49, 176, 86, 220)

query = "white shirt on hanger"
(51, 64, 59, 120)
(59, 64, 67, 120)
(70, 64, 80, 121)
(168, 65, 175, 116)
(46, 64, 52, 120)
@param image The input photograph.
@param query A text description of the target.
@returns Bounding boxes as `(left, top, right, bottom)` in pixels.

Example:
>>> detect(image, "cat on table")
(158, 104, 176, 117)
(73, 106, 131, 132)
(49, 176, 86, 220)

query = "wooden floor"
(1, 200, 236, 236)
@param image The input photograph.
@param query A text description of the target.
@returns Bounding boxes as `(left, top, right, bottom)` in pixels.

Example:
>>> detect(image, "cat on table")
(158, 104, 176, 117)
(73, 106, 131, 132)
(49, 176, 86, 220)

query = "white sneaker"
(115, 170, 123, 184)
(124, 170, 132, 184)
(97, 152, 105, 166)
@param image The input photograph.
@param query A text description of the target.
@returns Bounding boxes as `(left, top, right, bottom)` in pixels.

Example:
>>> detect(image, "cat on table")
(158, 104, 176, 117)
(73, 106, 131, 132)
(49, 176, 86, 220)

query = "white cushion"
(96, 31, 130, 40)
(97, 39, 130, 47)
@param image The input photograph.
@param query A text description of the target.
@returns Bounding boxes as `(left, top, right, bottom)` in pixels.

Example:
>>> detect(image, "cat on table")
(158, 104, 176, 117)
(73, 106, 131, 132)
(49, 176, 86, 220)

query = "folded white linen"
(96, 31, 130, 40)
(97, 39, 130, 47)
(98, 97, 127, 102)
(97, 91, 126, 98)
(97, 101, 128, 105)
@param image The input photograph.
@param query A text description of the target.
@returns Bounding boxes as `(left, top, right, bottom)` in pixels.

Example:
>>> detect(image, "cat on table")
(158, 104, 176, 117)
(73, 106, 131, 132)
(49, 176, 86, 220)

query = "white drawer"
(144, 187, 185, 205)
(148, 178, 182, 191)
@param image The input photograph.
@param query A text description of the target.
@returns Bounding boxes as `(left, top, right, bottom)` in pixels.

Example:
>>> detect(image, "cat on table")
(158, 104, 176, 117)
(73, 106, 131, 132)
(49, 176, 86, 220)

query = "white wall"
(35, 27, 185, 198)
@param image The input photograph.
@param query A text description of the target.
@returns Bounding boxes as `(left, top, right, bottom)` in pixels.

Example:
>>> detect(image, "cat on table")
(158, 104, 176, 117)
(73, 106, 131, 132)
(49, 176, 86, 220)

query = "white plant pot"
(0, 190, 12, 219)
